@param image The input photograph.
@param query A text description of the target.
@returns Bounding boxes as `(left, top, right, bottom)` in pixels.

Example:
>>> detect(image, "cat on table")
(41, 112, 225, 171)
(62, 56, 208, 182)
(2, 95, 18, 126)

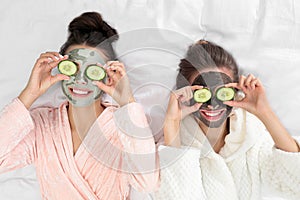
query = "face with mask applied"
(61, 48, 107, 107)
(191, 71, 234, 128)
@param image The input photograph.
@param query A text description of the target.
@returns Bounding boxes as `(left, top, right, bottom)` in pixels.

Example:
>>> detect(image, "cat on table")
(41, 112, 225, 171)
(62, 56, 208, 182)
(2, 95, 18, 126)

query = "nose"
(207, 104, 219, 109)
(74, 71, 88, 85)
(207, 97, 220, 109)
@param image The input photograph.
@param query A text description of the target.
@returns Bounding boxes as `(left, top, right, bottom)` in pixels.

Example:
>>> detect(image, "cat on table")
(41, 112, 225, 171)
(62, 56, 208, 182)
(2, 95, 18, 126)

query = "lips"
(68, 87, 93, 97)
(199, 109, 226, 121)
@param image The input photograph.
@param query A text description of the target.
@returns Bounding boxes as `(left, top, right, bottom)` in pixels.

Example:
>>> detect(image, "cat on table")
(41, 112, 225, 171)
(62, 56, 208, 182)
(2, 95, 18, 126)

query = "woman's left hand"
(223, 74, 270, 117)
(93, 61, 135, 107)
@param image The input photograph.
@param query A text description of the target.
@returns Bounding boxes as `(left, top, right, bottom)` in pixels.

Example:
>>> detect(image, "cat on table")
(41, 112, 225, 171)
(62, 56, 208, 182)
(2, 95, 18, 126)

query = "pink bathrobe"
(0, 98, 159, 200)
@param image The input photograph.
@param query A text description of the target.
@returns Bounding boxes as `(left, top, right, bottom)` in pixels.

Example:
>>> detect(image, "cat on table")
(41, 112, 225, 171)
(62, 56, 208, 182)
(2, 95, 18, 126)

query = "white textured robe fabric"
(155, 108, 300, 200)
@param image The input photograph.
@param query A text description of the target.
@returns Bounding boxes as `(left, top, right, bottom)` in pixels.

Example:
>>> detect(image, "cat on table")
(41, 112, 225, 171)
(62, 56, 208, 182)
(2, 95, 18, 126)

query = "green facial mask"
(61, 48, 106, 107)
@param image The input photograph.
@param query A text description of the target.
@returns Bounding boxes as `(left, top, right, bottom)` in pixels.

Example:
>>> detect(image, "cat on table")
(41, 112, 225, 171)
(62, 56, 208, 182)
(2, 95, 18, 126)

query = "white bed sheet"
(1, 0, 299, 199)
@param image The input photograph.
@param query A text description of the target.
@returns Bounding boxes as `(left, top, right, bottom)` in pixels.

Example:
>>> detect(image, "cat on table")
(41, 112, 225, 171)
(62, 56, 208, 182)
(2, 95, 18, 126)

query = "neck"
(199, 119, 229, 153)
(68, 99, 104, 140)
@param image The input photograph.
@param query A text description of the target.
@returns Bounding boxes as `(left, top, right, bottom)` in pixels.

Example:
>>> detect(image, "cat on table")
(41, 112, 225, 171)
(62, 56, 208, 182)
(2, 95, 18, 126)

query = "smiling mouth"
(68, 87, 93, 97)
(199, 109, 226, 121)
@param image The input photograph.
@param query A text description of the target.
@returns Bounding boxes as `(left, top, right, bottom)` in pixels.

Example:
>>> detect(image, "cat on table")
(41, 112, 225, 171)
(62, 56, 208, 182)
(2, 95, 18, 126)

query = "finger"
(106, 67, 115, 78)
(34, 57, 55, 70)
(105, 77, 113, 86)
(36, 54, 67, 69)
(189, 102, 202, 112)
(107, 68, 122, 83)
(109, 64, 126, 77)
(245, 74, 255, 89)
(43, 58, 68, 72)
(174, 86, 193, 100)
(92, 81, 111, 95)
(107, 60, 122, 67)
(50, 74, 70, 85)
(96, 62, 105, 68)
(40, 52, 63, 62)
(224, 82, 241, 90)
(182, 103, 202, 118)
(253, 78, 262, 87)
(171, 89, 182, 100)
(49, 55, 68, 69)
(178, 95, 189, 103)
(250, 79, 259, 90)
(190, 85, 203, 91)
(239, 75, 247, 91)
(109, 61, 125, 69)
(180, 86, 203, 102)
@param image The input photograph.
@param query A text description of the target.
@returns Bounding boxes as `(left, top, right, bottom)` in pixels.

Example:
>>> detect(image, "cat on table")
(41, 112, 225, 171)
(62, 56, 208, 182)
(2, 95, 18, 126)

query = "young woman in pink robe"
(0, 12, 159, 200)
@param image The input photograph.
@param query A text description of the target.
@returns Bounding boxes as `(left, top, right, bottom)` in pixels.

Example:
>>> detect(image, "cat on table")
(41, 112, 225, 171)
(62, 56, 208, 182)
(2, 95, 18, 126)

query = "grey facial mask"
(191, 71, 233, 128)
(61, 48, 107, 107)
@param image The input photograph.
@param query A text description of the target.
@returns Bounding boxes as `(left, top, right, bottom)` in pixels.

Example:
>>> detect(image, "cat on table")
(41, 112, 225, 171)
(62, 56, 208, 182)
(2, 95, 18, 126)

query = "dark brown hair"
(60, 12, 119, 60)
(176, 40, 239, 88)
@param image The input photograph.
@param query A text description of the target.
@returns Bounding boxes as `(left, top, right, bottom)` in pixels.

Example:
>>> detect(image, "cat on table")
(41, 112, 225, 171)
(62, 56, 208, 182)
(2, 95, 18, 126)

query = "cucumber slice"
(193, 88, 212, 103)
(58, 60, 77, 76)
(85, 65, 106, 81)
(216, 87, 235, 101)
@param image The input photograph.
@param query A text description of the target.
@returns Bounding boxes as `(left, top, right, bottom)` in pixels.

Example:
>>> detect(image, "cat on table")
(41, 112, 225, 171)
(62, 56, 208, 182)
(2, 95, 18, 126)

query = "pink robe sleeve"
(113, 103, 160, 193)
(0, 98, 36, 173)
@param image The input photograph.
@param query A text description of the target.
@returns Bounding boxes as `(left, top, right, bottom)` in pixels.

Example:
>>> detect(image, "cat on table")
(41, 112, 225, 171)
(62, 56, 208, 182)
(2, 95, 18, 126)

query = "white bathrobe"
(155, 108, 300, 200)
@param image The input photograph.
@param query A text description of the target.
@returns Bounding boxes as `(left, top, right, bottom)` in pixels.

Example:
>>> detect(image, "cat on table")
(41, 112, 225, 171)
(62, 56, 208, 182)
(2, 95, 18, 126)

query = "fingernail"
(54, 56, 59, 60)
(59, 54, 64, 58)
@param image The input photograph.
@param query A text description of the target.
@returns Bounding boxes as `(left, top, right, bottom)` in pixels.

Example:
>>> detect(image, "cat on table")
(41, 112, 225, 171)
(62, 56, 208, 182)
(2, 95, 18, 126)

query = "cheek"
(62, 78, 74, 87)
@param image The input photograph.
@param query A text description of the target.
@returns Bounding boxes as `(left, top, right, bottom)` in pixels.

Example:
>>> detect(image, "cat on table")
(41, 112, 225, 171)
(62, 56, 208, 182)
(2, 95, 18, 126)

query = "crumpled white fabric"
(1, 0, 300, 200)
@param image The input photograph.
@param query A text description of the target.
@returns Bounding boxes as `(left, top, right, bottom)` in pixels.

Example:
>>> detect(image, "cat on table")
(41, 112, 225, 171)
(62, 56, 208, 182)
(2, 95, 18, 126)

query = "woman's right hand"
(165, 85, 203, 121)
(18, 52, 70, 109)
(164, 85, 202, 147)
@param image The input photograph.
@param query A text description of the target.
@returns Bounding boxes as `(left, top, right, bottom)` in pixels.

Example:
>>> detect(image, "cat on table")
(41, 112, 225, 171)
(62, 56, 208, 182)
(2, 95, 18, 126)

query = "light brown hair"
(176, 40, 239, 88)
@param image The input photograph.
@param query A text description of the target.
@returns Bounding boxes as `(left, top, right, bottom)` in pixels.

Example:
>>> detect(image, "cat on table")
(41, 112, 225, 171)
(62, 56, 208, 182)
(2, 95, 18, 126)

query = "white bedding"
(1, 0, 299, 199)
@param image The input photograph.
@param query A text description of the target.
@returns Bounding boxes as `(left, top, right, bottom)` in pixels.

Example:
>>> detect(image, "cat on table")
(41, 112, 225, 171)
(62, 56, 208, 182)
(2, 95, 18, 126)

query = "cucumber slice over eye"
(216, 87, 235, 101)
(193, 88, 212, 103)
(58, 60, 77, 76)
(85, 65, 106, 81)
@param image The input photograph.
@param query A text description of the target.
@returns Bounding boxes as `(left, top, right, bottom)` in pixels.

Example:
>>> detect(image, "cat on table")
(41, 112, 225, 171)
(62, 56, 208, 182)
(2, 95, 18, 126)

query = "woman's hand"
(223, 74, 270, 117)
(92, 61, 135, 107)
(225, 74, 300, 152)
(165, 85, 203, 121)
(19, 52, 69, 109)
(164, 85, 202, 147)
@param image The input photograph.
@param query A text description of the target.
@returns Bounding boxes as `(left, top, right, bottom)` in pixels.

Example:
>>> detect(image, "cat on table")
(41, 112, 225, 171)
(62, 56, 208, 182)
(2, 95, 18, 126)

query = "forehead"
(190, 67, 234, 83)
(192, 71, 233, 87)
(67, 48, 106, 65)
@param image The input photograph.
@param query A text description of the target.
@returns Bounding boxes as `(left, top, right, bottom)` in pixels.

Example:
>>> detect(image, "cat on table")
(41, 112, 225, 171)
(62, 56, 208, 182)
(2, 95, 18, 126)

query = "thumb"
(51, 74, 69, 85)
(182, 103, 201, 119)
(93, 81, 111, 95)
